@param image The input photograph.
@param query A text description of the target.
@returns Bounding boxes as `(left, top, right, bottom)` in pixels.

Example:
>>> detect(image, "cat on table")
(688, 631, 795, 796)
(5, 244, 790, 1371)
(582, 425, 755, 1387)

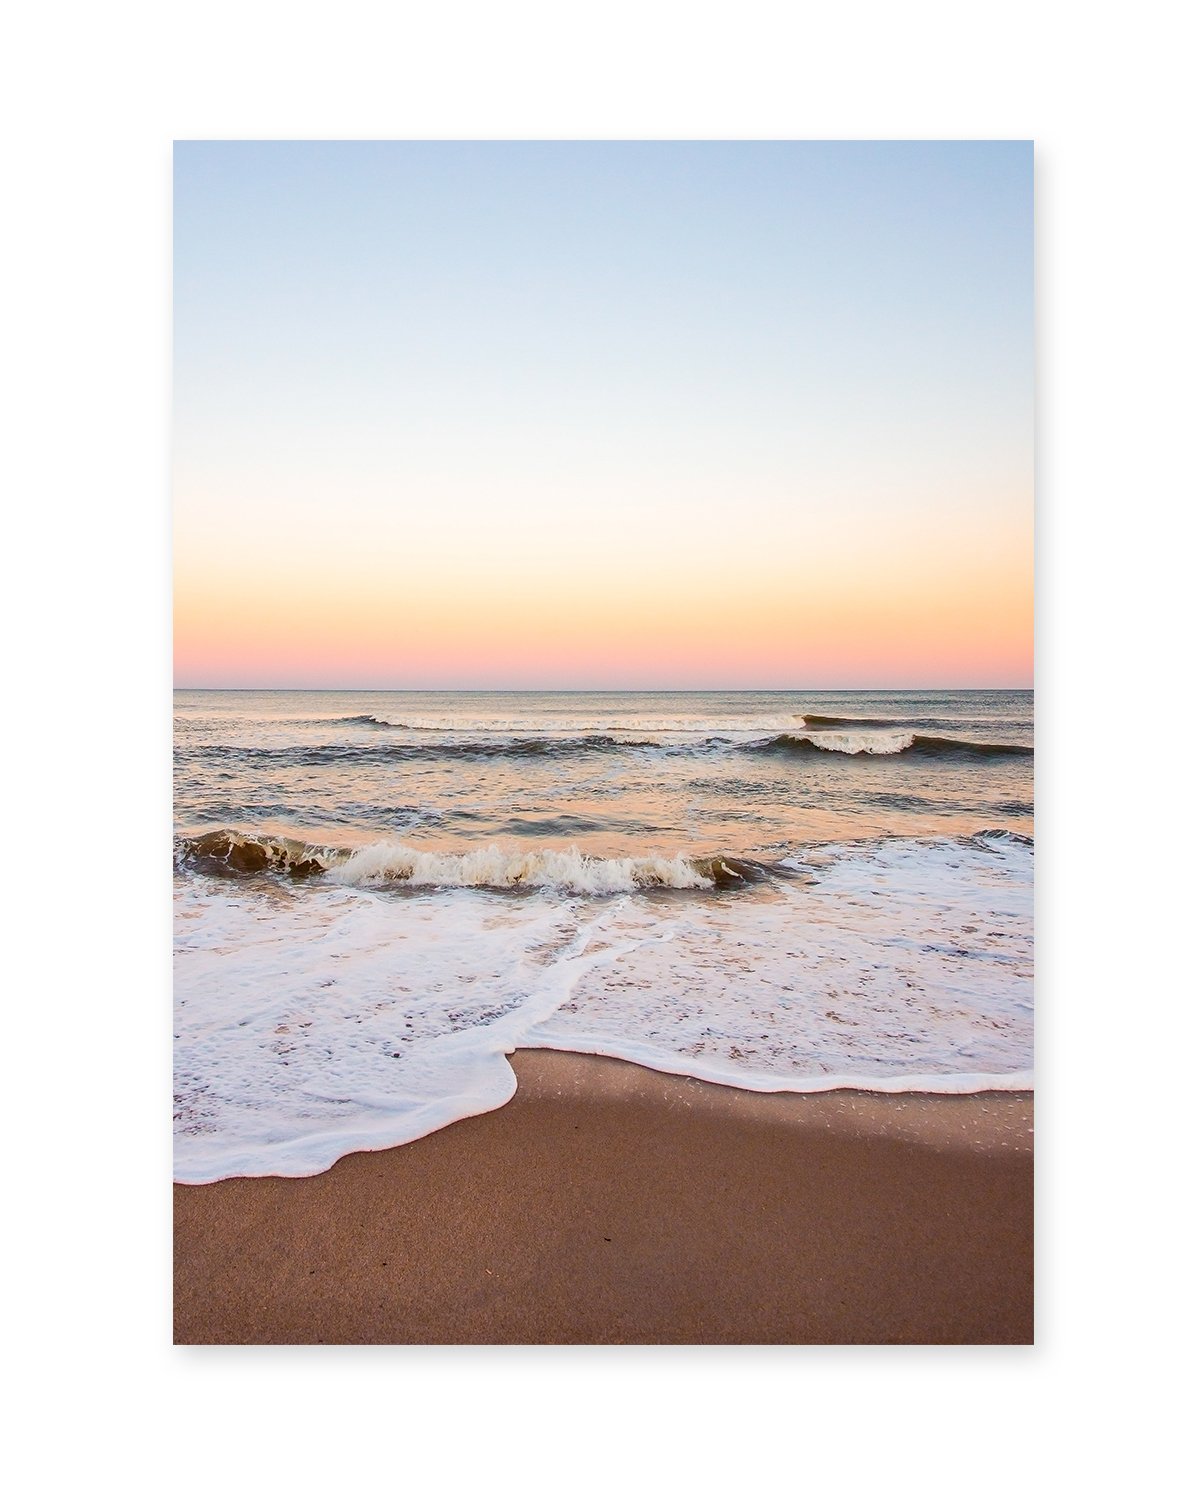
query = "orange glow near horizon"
(173, 491, 1032, 688)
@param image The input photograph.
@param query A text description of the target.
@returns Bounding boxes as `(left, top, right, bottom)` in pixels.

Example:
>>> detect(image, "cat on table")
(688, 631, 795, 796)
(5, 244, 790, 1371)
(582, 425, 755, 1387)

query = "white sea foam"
(173, 884, 635, 1181)
(329, 842, 713, 893)
(799, 729, 917, 755)
(527, 836, 1033, 1092)
(174, 835, 1033, 1181)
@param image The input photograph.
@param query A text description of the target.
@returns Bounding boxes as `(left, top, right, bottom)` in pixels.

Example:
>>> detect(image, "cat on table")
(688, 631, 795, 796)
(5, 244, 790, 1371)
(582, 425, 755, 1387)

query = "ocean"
(173, 689, 1033, 1181)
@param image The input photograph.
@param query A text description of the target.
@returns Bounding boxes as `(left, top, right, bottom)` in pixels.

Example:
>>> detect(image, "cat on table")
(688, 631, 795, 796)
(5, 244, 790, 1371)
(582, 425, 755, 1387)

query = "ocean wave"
(317, 713, 405, 728)
(174, 830, 770, 892)
(176, 830, 339, 877)
(751, 731, 1033, 759)
(798, 712, 917, 729)
(181, 735, 662, 766)
(312, 713, 800, 735)
(971, 828, 1034, 850)
(795, 712, 985, 731)
(179, 728, 1032, 767)
(330, 844, 749, 894)
(175, 826, 1030, 892)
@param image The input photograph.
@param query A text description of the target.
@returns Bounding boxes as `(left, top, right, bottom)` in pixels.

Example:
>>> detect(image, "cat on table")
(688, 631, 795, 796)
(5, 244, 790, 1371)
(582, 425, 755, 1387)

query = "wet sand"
(174, 1050, 1033, 1344)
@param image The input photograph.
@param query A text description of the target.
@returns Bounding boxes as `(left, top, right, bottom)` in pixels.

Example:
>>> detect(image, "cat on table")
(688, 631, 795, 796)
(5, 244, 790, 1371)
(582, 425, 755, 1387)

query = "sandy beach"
(174, 1049, 1032, 1344)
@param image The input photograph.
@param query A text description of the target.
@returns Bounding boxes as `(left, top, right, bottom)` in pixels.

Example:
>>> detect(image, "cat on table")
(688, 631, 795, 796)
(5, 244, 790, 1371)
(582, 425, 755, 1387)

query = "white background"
(3, 1, 1194, 1494)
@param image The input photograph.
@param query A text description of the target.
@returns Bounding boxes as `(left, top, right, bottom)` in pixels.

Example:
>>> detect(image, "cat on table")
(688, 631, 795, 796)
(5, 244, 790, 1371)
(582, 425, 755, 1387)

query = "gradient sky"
(174, 141, 1032, 688)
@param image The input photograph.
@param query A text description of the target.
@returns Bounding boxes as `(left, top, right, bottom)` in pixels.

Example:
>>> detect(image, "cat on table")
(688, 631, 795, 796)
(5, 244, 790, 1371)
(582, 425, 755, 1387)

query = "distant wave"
(316, 713, 403, 729)
(315, 714, 796, 734)
(174, 829, 773, 892)
(798, 713, 916, 729)
(320, 710, 987, 735)
(795, 712, 979, 731)
(179, 729, 1032, 766)
(751, 731, 1033, 759)
(181, 735, 662, 766)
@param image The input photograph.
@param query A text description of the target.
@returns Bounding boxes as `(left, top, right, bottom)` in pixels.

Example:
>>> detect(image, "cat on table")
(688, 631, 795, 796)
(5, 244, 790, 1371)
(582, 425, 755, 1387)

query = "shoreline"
(174, 1049, 1033, 1345)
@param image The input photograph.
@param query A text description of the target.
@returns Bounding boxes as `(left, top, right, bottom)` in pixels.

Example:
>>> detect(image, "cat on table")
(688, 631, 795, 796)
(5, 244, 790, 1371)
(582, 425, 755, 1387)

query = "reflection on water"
(175, 688, 1033, 857)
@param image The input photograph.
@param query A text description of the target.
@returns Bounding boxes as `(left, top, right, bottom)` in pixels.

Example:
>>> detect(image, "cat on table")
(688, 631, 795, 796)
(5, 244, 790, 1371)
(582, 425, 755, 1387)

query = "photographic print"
(173, 141, 1033, 1344)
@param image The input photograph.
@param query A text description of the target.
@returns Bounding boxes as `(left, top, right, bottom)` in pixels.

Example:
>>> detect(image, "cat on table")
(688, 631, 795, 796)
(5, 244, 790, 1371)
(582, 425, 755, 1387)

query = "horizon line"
(173, 684, 1035, 693)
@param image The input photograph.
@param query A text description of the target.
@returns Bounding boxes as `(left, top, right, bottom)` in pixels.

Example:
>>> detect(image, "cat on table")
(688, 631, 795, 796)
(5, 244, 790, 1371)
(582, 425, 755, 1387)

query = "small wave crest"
(753, 731, 1033, 759)
(971, 828, 1034, 850)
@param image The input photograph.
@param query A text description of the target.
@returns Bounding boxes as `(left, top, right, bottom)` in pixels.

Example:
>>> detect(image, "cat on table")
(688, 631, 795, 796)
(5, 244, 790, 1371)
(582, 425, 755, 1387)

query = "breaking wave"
(174, 829, 772, 892)
(752, 731, 1033, 759)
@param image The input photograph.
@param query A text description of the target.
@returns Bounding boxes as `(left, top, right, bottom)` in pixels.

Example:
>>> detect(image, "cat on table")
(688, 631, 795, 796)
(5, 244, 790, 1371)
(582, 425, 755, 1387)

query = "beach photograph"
(15, 0, 1199, 1486)
(172, 140, 1033, 1344)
